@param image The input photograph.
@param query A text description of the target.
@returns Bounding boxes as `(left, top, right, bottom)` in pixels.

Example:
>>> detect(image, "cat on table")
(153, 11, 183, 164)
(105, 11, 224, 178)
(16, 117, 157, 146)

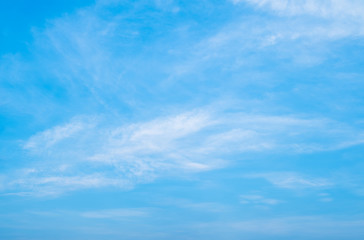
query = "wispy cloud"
(23, 116, 97, 151)
(235, 0, 364, 20)
(3, 108, 361, 196)
(80, 208, 148, 219)
(245, 172, 332, 189)
(175, 0, 364, 76)
(153, 197, 229, 213)
(27, 208, 149, 219)
(6, 174, 132, 197)
(231, 0, 364, 40)
(240, 194, 281, 205)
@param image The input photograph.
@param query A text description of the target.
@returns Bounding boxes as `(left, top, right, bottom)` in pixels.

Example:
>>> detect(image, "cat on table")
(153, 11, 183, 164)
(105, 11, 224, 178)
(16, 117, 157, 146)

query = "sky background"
(1, 0, 364, 239)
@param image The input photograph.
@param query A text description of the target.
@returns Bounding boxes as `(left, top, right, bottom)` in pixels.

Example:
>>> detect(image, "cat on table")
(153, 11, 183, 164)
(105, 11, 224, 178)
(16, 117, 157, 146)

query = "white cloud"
(245, 172, 331, 189)
(26, 208, 149, 219)
(107, 110, 213, 154)
(240, 194, 281, 205)
(186, 0, 364, 72)
(236, 0, 364, 19)
(87, 110, 221, 175)
(7, 174, 132, 197)
(23, 116, 96, 151)
(80, 208, 148, 219)
(2, 107, 362, 196)
(230, 0, 364, 41)
(156, 198, 229, 212)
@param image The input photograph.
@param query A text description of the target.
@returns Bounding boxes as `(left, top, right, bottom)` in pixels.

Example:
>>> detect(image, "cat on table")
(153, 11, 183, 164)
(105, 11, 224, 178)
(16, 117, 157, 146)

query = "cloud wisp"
(244, 172, 332, 189)
(240, 194, 281, 205)
(0, 106, 360, 197)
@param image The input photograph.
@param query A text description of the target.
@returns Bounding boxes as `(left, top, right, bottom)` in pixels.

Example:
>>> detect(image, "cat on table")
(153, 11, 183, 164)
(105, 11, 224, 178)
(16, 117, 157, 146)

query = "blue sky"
(1, 0, 364, 239)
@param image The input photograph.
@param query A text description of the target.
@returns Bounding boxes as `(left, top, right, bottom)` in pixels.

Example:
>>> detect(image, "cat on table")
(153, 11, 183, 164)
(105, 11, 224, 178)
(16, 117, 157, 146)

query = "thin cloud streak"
(2, 107, 362, 196)
(244, 172, 332, 189)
